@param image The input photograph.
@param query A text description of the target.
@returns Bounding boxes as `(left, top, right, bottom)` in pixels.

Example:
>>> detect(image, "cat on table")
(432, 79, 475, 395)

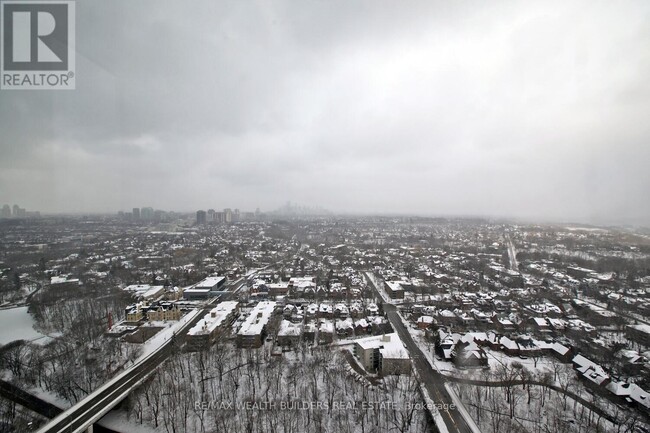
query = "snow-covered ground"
(443, 383, 481, 433)
(128, 344, 431, 433)
(99, 410, 160, 433)
(0, 306, 48, 345)
(408, 327, 557, 381)
(26, 384, 72, 410)
(418, 382, 450, 433)
(406, 326, 646, 432)
(365, 272, 394, 304)
(130, 308, 201, 364)
(406, 327, 443, 371)
(402, 320, 481, 433)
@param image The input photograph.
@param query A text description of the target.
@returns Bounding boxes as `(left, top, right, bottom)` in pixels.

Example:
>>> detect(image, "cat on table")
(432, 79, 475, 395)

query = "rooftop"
(355, 333, 409, 359)
(238, 301, 276, 336)
(195, 276, 226, 288)
(188, 301, 239, 336)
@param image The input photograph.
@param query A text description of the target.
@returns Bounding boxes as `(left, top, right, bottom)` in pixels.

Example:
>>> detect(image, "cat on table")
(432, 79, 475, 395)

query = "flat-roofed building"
(385, 281, 405, 299)
(124, 284, 165, 300)
(50, 276, 81, 290)
(237, 301, 277, 348)
(353, 333, 411, 375)
(184, 276, 227, 300)
(268, 283, 290, 297)
(288, 276, 316, 296)
(187, 301, 239, 351)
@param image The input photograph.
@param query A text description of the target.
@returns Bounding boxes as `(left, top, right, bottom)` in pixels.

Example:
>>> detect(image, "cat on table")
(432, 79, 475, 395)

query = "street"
(365, 272, 475, 433)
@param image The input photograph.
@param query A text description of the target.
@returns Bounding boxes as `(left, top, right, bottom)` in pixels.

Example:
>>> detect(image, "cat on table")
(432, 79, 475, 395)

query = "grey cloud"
(1, 0, 649, 224)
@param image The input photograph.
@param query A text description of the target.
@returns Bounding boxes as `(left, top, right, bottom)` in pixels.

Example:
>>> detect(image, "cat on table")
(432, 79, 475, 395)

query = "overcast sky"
(1, 0, 649, 224)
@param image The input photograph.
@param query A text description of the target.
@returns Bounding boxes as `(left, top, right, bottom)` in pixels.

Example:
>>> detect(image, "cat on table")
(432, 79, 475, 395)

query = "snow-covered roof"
(355, 333, 409, 360)
(195, 276, 225, 289)
(551, 342, 570, 356)
(604, 380, 649, 409)
(628, 324, 650, 335)
(500, 336, 519, 350)
(385, 281, 404, 292)
(319, 319, 334, 333)
(124, 284, 153, 294)
(188, 301, 238, 336)
(51, 276, 80, 285)
(336, 318, 354, 330)
(463, 332, 488, 343)
(278, 320, 303, 337)
(289, 277, 316, 289)
(573, 354, 609, 385)
(534, 317, 549, 327)
(573, 354, 598, 370)
(238, 301, 276, 336)
(629, 385, 650, 409)
(142, 285, 165, 299)
(355, 319, 369, 328)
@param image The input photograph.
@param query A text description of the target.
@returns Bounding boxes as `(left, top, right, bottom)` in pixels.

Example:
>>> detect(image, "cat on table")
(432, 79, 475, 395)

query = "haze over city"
(3, 2, 650, 432)
(1, 0, 649, 225)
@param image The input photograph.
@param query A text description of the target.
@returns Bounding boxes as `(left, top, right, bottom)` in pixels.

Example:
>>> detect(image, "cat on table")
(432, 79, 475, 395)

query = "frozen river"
(0, 306, 47, 345)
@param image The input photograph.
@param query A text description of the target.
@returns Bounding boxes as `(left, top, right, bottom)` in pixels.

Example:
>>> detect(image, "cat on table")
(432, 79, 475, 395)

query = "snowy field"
(0, 306, 47, 345)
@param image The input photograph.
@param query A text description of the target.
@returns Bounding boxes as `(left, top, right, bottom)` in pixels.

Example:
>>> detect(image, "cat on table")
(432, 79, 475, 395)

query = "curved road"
(37, 335, 176, 433)
(442, 375, 616, 423)
(36, 275, 251, 433)
(36, 308, 205, 433)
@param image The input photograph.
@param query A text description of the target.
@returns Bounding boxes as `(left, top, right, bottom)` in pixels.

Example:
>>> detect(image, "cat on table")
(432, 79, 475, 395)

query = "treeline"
(128, 343, 430, 433)
(452, 362, 645, 433)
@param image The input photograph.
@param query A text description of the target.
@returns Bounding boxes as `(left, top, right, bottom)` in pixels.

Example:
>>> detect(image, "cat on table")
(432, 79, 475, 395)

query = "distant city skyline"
(0, 203, 39, 218)
(2, 200, 648, 228)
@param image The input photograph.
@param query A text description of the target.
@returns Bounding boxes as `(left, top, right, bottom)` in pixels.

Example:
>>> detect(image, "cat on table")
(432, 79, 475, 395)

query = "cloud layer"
(1, 0, 649, 224)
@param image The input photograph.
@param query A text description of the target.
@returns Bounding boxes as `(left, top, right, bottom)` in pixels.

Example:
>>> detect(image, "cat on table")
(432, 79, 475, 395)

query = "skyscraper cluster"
(196, 208, 261, 224)
(0, 204, 39, 218)
(117, 207, 175, 222)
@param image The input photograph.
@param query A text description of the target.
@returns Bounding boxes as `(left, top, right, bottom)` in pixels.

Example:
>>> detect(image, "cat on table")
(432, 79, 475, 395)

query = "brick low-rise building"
(237, 301, 277, 348)
(353, 333, 411, 375)
(187, 301, 239, 351)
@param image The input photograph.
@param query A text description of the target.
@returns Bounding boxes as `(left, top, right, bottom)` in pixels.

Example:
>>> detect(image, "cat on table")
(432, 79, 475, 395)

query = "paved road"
(0, 379, 63, 419)
(0, 379, 122, 433)
(576, 295, 650, 327)
(364, 272, 475, 433)
(505, 234, 519, 271)
(37, 308, 205, 433)
(37, 275, 250, 433)
(441, 375, 617, 423)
